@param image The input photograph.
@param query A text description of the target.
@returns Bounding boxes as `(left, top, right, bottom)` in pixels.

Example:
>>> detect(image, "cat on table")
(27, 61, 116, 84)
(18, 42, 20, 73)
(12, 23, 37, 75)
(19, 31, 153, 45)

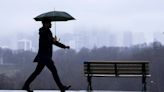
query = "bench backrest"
(84, 61, 150, 77)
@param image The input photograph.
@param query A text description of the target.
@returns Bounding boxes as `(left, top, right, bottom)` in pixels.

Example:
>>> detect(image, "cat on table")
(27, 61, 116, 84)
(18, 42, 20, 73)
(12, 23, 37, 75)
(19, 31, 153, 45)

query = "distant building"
(153, 32, 164, 44)
(68, 30, 119, 50)
(108, 33, 118, 47)
(17, 39, 32, 51)
(123, 31, 133, 47)
(135, 32, 146, 45)
(73, 31, 90, 50)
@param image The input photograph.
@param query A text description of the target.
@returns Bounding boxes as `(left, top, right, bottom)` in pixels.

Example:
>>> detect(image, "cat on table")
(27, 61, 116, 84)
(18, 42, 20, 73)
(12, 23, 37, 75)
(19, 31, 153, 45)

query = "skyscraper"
(123, 31, 133, 47)
(17, 39, 32, 51)
(153, 32, 164, 44)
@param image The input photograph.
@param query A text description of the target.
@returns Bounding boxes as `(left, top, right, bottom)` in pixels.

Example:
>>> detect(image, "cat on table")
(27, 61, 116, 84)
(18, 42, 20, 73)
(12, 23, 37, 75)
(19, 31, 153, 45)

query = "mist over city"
(0, 29, 164, 51)
(0, 0, 164, 92)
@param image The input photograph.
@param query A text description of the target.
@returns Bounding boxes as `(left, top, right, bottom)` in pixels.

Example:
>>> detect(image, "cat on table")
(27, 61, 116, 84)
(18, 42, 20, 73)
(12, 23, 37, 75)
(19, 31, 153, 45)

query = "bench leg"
(142, 76, 147, 92)
(142, 63, 147, 92)
(87, 76, 92, 92)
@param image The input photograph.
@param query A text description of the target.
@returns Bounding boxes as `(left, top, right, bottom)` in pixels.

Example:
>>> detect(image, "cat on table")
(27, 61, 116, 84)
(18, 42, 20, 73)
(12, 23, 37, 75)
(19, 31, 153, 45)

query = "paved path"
(0, 90, 144, 92)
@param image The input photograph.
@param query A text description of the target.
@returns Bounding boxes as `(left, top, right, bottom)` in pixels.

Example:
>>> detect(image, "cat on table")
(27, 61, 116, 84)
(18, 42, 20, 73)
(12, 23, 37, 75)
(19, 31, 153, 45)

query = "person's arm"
(53, 37, 70, 49)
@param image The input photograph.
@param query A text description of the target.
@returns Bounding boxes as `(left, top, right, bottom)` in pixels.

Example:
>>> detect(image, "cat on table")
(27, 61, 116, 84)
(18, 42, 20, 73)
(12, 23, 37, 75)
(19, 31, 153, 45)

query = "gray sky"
(0, 0, 164, 47)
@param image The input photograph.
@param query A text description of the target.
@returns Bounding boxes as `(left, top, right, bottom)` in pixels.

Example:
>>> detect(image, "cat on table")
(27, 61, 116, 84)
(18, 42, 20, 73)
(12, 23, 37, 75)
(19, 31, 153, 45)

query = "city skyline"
(1, 29, 164, 51)
(0, 0, 163, 41)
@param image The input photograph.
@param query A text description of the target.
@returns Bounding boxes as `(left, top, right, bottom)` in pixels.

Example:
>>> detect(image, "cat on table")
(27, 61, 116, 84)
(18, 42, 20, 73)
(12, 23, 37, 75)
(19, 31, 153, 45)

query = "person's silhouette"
(22, 20, 71, 92)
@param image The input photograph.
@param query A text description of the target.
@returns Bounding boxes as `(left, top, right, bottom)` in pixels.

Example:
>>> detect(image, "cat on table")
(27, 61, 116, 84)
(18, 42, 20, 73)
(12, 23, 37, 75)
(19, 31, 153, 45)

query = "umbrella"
(34, 11, 75, 21)
(34, 10, 75, 36)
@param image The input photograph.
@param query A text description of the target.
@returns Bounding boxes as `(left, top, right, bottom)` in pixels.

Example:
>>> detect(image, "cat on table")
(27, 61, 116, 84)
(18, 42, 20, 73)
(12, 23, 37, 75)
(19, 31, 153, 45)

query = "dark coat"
(34, 27, 66, 64)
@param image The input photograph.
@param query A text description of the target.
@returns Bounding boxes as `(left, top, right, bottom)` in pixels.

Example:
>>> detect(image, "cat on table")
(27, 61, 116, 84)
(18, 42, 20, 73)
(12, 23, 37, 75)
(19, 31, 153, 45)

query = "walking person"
(22, 20, 71, 92)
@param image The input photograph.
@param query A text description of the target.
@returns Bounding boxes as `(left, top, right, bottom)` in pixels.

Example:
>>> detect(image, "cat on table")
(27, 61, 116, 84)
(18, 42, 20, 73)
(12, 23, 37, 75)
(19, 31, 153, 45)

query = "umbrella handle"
(54, 22, 56, 35)
(54, 8, 57, 36)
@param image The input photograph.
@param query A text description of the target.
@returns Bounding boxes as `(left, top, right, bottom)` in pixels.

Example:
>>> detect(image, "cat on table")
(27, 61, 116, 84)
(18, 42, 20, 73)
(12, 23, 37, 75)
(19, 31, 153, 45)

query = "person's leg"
(22, 63, 45, 90)
(46, 61, 71, 92)
(46, 61, 64, 89)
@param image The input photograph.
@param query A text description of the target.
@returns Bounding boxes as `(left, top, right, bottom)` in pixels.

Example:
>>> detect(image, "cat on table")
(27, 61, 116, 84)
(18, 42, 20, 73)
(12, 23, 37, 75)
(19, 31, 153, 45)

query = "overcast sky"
(0, 0, 164, 46)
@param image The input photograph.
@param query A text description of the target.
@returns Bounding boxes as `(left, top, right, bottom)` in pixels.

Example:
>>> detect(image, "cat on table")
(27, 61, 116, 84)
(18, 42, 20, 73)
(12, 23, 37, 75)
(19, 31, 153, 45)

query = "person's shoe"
(26, 90, 33, 92)
(61, 85, 71, 92)
(22, 86, 33, 92)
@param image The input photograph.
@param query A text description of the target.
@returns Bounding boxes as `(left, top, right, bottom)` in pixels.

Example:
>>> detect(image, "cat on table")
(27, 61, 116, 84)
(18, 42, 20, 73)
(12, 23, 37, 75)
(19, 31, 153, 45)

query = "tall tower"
(17, 39, 32, 51)
(153, 32, 164, 44)
(123, 31, 133, 47)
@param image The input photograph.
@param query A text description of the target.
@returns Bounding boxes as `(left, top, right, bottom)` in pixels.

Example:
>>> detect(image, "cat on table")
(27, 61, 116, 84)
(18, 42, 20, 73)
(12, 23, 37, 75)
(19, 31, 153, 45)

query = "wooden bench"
(84, 61, 150, 92)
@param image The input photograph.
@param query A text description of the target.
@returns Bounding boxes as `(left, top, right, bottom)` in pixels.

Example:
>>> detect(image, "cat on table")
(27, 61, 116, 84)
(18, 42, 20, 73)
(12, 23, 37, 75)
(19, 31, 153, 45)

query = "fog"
(1, 29, 164, 51)
(0, 0, 164, 50)
(0, 0, 164, 91)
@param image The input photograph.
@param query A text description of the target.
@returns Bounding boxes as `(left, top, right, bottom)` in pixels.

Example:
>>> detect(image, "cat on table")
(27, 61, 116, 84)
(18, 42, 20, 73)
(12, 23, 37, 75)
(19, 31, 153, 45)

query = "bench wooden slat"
(85, 71, 149, 74)
(84, 61, 150, 76)
(85, 74, 151, 77)
(84, 67, 149, 71)
(84, 61, 150, 91)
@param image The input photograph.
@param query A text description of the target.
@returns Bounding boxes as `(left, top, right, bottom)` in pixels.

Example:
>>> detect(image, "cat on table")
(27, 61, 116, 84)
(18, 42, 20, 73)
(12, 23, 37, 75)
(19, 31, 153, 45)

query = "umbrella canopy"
(34, 11, 75, 21)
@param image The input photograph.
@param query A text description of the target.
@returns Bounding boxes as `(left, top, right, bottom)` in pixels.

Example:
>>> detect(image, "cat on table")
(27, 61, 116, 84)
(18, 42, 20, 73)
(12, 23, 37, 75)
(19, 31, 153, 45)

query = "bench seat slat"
(84, 67, 149, 70)
(85, 74, 151, 77)
(84, 61, 150, 77)
(85, 71, 148, 74)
